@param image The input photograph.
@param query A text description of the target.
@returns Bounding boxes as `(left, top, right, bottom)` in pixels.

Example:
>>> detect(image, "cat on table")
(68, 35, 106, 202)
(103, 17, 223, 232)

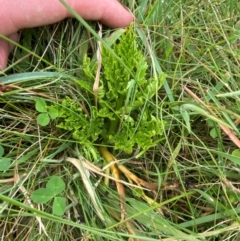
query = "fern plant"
(43, 26, 167, 228)
(53, 26, 166, 155)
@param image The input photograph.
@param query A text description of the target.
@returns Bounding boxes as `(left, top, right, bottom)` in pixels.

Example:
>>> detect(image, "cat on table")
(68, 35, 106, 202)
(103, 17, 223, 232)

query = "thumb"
(0, 33, 19, 71)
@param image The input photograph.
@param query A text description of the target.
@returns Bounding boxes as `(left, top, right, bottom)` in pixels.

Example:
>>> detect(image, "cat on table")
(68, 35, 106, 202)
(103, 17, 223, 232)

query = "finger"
(9, 33, 19, 52)
(0, 33, 19, 70)
(0, 0, 134, 36)
(69, 0, 134, 28)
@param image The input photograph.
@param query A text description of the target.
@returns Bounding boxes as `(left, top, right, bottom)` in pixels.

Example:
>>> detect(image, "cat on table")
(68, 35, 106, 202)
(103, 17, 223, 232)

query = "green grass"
(1, 0, 240, 240)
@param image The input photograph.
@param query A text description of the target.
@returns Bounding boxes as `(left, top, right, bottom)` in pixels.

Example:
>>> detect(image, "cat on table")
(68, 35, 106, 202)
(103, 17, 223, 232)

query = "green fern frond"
(52, 26, 166, 154)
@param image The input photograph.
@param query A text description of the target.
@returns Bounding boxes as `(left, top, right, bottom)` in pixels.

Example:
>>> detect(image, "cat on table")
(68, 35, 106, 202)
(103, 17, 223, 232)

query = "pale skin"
(0, 0, 133, 70)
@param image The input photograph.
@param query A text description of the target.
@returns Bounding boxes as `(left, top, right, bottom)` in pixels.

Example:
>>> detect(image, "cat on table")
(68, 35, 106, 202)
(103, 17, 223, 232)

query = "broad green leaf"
(0, 158, 12, 171)
(31, 188, 53, 204)
(37, 113, 50, 126)
(0, 145, 4, 157)
(35, 98, 47, 112)
(52, 197, 66, 216)
(46, 176, 66, 196)
(48, 106, 58, 119)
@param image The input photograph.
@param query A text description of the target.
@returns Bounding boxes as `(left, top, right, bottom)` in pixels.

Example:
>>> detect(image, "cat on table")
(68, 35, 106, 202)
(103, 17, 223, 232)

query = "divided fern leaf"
(52, 26, 166, 154)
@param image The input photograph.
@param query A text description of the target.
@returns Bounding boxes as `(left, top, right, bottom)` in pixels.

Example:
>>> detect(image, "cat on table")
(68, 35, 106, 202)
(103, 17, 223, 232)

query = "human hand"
(0, 0, 133, 70)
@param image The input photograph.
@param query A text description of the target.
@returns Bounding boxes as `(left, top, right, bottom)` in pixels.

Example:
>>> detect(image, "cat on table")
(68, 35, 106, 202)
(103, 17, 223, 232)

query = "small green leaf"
(0, 158, 12, 171)
(0, 145, 4, 157)
(46, 176, 66, 196)
(31, 188, 54, 204)
(52, 196, 66, 216)
(210, 128, 218, 138)
(232, 149, 240, 157)
(48, 106, 58, 119)
(37, 113, 50, 126)
(35, 99, 47, 112)
(132, 187, 144, 197)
